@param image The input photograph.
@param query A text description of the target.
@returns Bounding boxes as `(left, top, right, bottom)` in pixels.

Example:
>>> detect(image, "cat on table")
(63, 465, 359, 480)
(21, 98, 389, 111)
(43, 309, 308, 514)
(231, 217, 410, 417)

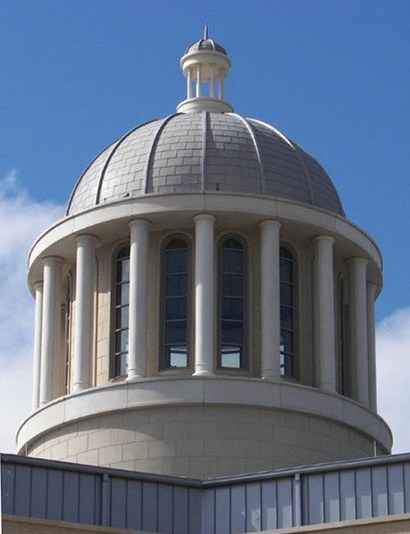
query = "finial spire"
(204, 23, 209, 40)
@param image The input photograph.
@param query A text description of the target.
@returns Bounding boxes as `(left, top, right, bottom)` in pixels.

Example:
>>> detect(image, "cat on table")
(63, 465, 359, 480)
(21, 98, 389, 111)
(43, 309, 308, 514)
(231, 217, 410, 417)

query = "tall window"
(219, 236, 247, 369)
(113, 245, 130, 377)
(161, 236, 190, 369)
(280, 247, 295, 377)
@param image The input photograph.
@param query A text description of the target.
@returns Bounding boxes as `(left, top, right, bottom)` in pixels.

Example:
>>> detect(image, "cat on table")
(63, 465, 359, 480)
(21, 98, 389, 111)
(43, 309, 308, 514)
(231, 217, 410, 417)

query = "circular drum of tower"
(17, 35, 391, 478)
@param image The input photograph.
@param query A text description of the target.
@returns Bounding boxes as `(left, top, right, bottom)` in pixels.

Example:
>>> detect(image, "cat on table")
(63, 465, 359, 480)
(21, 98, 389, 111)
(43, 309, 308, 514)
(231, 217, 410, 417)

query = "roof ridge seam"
(94, 119, 158, 207)
(235, 115, 266, 194)
(143, 113, 180, 194)
(201, 111, 208, 192)
(250, 118, 315, 206)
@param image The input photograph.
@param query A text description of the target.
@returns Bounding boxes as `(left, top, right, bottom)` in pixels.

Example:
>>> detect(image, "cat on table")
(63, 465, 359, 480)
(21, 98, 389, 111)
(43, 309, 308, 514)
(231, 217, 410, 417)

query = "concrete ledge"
(2, 514, 154, 534)
(270, 512, 410, 533)
(27, 193, 382, 289)
(17, 377, 392, 454)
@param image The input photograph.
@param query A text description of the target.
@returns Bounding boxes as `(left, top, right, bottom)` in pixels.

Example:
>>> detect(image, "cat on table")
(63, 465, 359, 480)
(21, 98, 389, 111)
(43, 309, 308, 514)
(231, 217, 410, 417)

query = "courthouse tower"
(18, 33, 391, 478)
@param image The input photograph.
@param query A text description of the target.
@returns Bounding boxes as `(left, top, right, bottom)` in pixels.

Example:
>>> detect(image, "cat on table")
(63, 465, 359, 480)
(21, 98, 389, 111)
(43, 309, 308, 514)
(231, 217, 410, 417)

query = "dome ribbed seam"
(231, 114, 266, 194)
(66, 146, 111, 215)
(250, 119, 315, 206)
(95, 119, 158, 207)
(201, 111, 208, 192)
(144, 114, 180, 194)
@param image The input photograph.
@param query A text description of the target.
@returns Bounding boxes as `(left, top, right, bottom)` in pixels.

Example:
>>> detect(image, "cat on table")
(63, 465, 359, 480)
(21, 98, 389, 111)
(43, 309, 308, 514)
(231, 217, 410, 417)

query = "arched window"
(112, 245, 130, 377)
(280, 247, 295, 377)
(218, 236, 247, 370)
(161, 236, 190, 369)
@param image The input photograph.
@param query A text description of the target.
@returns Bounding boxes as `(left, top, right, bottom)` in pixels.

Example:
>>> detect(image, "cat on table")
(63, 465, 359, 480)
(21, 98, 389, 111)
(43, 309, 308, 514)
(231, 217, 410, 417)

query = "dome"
(185, 38, 228, 56)
(67, 112, 345, 216)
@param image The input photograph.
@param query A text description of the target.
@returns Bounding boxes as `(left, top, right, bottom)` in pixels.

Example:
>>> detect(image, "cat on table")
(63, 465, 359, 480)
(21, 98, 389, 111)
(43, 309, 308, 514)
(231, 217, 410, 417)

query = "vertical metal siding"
(125, 479, 142, 529)
(30, 466, 47, 518)
(261, 480, 277, 530)
(231, 484, 246, 533)
(277, 477, 293, 528)
(323, 472, 340, 523)
(4, 454, 410, 533)
(157, 484, 173, 533)
(141, 481, 158, 532)
(246, 482, 262, 532)
(47, 468, 64, 520)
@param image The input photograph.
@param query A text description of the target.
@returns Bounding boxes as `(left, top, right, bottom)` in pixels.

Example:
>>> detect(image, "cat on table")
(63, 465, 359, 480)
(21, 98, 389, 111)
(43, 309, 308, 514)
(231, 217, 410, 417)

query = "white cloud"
(0, 170, 64, 453)
(376, 306, 410, 454)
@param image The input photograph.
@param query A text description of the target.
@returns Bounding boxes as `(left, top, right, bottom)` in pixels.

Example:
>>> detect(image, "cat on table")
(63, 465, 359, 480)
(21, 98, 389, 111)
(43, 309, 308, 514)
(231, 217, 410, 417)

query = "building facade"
(17, 33, 391, 481)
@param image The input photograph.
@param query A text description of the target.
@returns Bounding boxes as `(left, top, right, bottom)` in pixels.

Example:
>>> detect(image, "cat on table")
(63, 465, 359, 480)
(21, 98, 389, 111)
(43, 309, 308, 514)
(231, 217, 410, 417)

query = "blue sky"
(0, 1, 409, 453)
(2, 0, 409, 319)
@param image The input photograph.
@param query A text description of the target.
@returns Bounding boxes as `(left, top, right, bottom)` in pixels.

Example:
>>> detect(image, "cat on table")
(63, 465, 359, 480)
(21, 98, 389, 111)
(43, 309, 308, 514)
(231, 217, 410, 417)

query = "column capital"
(128, 218, 151, 230)
(259, 219, 281, 231)
(367, 281, 378, 293)
(74, 233, 98, 246)
(347, 256, 368, 267)
(33, 280, 44, 290)
(42, 255, 64, 266)
(193, 213, 216, 224)
(312, 234, 335, 246)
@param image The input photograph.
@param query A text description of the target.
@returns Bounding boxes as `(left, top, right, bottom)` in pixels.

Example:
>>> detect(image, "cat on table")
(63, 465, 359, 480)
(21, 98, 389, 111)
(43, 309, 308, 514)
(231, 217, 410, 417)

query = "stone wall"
(27, 405, 376, 478)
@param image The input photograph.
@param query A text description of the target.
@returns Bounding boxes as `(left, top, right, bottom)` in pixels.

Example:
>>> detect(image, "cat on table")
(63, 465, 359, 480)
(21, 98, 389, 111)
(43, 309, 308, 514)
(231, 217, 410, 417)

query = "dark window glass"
(165, 321, 187, 344)
(280, 305, 293, 330)
(116, 258, 129, 283)
(165, 297, 187, 320)
(165, 274, 188, 296)
(162, 237, 190, 369)
(115, 306, 129, 330)
(280, 257, 293, 282)
(219, 237, 246, 369)
(116, 282, 129, 306)
(222, 274, 243, 296)
(280, 247, 295, 378)
(112, 245, 130, 377)
(222, 298, 244, 320)
(166, 249, 188, 274)
(280, 283, 293, 306)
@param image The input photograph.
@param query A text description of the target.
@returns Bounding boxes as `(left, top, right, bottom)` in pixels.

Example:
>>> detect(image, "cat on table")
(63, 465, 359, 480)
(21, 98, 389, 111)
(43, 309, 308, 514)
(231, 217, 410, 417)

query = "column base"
(126, 370, 146, 382)
(193, 369, 215, 377)
(261, 374, 280, 383)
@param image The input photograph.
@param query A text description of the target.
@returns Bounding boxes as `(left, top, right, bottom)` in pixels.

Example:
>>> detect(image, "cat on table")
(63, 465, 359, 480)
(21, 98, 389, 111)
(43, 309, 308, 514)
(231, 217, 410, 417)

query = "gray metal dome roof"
(67, 112, 345, 217)
(185, 38, 228, 56)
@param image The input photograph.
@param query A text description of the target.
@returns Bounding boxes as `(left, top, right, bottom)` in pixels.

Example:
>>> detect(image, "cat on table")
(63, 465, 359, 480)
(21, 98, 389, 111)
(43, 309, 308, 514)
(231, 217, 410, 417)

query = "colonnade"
(186, 65, 225, 100)
(31, 216, 378, 412)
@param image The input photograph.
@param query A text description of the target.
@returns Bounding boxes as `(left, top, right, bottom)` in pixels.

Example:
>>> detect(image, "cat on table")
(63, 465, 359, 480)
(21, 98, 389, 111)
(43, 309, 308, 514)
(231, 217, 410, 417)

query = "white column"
(127, 219, 150, 380)
(196, 65, 202, 97)
(219, 76, 224, 100)
(349, 257, 369, 405)
(193, 214, 215, 376)
(367, 282, 377, 411)
(39, 257, 63, 407)
(73, 235, 97, 392)
(260, 220, 281, 381)
(187, 69, 192, 99)
(210, 64, 215, 98)
(32, 281, 43, 410)
(313, 236, 336, 392)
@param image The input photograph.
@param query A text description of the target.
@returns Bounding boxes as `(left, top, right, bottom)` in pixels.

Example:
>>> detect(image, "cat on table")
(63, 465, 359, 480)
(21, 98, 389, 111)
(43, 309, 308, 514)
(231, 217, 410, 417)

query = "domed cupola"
(19, 32, 391, 479)
(177, 25, 233, 114)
